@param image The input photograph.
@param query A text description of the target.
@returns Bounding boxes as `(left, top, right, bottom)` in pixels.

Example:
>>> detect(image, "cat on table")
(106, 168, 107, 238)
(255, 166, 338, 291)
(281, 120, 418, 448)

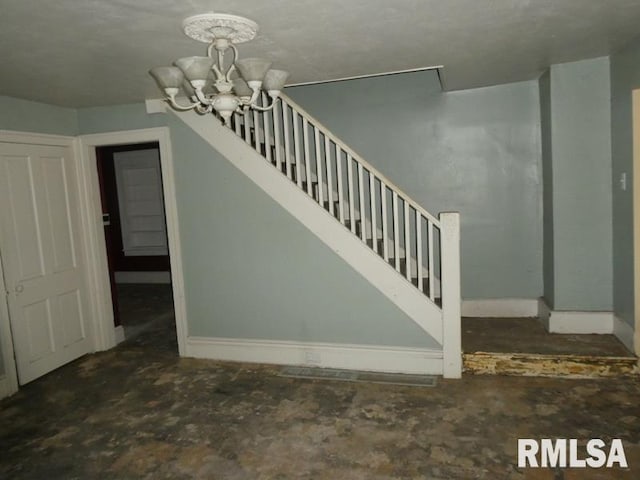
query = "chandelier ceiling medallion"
(150, 13, 289, 125)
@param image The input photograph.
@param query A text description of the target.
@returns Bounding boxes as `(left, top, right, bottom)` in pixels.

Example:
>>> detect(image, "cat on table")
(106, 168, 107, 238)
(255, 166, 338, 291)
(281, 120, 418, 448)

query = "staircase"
(169, 93, 462, 378)
(229, 94, 451, 300)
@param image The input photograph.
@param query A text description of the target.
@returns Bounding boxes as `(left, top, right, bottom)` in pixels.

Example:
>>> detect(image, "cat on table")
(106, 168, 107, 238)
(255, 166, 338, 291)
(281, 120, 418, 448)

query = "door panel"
(0, 142, 92, 384)
(59, 288, 85, 346)
(42, 156, 77, 272)
(3, 156, 46, 281)
(23, 298, 54, 361)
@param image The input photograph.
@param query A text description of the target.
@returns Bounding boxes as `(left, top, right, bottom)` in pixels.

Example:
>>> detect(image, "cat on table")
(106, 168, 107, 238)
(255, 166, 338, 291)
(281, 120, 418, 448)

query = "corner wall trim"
(538, 297, 551, 330)
(547, 311, 614, 334)
(614, 316, 635, 353)
(461, 298, 539, 318)
(185, 337, 443, 375)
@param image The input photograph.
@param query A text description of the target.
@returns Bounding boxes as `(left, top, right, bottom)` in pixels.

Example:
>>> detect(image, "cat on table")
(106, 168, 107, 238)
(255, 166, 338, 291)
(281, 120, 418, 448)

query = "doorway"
(95, 142, 177, 351)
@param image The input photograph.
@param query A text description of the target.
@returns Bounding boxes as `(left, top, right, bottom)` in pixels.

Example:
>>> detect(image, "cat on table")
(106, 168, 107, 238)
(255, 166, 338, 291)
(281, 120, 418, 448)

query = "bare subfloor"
(1, 312, 640, 478)
(463, 317, 633, 357)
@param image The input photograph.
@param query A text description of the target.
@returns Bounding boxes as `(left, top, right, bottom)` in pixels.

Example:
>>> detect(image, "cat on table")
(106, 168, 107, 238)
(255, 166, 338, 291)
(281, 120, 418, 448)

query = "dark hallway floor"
(1, 312, 640, 478)
(115, 283, 176, 345)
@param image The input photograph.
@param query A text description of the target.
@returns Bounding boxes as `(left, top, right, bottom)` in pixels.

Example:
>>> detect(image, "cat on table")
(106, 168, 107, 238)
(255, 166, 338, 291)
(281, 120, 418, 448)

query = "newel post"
(440, 212, 461, 378)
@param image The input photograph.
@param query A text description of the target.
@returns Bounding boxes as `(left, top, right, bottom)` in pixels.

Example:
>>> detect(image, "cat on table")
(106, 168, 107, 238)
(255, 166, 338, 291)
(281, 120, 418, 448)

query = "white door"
(0, 142, 92, 384)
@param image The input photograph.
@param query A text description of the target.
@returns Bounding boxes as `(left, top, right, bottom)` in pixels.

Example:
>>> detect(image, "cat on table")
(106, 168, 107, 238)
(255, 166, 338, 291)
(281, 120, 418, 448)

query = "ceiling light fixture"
(149, 13, 289, 125)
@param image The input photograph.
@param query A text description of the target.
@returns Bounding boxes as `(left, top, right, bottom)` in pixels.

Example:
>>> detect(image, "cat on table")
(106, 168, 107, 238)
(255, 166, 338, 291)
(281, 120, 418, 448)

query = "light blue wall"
(77, 103, 166, 134)
(0, 95, 78, 135)
(611, 35, 640, 328)
(286, 72, 543, 300)
(167, 114, 438, 348)
(545, 57, 613, 311)
(539, 70, 555, 308)
(71, 101, 437, 347)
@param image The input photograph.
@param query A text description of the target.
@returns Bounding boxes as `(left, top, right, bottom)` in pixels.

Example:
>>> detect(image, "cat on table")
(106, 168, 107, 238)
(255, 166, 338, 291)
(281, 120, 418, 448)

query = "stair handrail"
(280, 93, 440, 227)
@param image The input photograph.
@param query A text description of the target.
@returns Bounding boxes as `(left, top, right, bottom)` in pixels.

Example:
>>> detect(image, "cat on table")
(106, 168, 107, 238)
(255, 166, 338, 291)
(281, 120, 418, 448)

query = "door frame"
(77, 127, 187, 355)
(0, 238, 18, 398)
(633, 89, 640, 355)
(0, 130, 79, 398)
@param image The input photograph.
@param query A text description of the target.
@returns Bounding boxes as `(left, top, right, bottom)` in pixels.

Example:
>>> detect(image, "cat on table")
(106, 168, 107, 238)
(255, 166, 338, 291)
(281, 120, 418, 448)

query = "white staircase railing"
(228, 93, 449, 304)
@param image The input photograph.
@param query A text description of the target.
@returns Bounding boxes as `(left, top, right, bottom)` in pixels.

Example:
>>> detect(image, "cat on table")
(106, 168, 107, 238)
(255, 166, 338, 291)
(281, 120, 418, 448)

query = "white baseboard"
(0, 374, 18, 400)
(185, 337, 443, 375)
(547, 311, 614, 334)
(614, 316, 635, 353)
(114, 325, 126, 345)
(114, 271, 171, 284)
(462, 298, 539, 318)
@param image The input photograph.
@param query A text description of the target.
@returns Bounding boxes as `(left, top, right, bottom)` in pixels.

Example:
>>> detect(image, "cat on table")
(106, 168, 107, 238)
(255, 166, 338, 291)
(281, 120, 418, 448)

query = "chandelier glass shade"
(149, 13, 289, 125)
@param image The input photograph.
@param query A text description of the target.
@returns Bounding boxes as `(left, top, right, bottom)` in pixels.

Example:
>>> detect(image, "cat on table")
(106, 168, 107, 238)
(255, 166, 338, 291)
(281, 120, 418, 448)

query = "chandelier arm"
(195, 104, 213, 114)
(211, 64, 223, 80)
(226, 64, 237, 83)
(225, 45, 239, 82)
(249, 96, 282, 112)
(194, 88, 214, 105)
(218, 49, 225, 74)
(166, 96, 200, 111)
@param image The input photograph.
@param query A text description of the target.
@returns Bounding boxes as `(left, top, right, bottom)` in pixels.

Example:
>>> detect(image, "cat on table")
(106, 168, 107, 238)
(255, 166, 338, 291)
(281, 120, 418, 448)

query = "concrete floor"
(1, 290, 639, 479)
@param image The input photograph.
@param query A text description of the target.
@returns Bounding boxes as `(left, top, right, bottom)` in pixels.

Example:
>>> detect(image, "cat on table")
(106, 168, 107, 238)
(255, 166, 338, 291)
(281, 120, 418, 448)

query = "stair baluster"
(225, 93, 444, 304)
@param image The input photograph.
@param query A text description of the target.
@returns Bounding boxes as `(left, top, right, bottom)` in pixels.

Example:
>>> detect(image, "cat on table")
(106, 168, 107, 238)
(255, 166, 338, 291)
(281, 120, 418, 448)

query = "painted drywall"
(286, 71, 543, 300)
(611, 35, 640, 328)
(0, 95, 78, 135)
(546, 57, 613, 311)
(78, 102, 166, 134)
(167, 114, 438, 348)
(539, 70, 555, 308)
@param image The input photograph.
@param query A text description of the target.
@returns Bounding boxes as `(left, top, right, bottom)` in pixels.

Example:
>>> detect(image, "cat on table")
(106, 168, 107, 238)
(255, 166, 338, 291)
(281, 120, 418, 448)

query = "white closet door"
(0, 142, 92, 384)
(114, 148, 168, 256)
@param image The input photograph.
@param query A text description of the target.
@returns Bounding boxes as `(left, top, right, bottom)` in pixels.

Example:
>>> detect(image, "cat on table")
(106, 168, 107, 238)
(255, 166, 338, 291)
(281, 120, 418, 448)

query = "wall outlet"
(304, 350, 321, 365)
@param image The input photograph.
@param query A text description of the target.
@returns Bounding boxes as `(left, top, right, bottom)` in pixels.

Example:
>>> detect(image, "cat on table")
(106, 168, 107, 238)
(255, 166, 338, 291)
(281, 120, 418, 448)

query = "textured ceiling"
(1, 0, 640, 107)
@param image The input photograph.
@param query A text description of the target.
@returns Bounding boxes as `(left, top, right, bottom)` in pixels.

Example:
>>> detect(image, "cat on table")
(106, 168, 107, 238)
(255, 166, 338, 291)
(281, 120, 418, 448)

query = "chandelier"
(149, 13, 289, 125)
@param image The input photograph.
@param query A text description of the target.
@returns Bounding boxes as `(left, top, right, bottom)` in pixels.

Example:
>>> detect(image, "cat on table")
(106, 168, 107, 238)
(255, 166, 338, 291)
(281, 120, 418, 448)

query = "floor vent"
(278, 366, 438, 387)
